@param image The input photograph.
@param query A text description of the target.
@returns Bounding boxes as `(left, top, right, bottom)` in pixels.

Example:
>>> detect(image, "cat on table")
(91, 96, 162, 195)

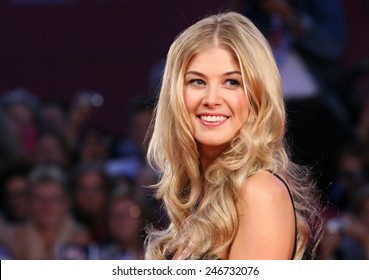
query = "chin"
(199, 141, 231, 152)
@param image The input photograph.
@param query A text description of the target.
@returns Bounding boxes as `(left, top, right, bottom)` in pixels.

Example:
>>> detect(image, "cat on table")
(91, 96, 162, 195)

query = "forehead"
(32, 181, 64, 195)
(186, 46, 240, 71)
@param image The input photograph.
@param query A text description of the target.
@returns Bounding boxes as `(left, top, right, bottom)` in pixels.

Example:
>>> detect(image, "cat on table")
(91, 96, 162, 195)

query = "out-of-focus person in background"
(34, 130, 72, 170)
(319, 186, 369, 259)
(38, 100, 68, 137)
(77, 128, 112, 164)
(70, 162, 111, 246)
(107, 99, 155, 184)
(3, 165, 90, 259)
(114, 99, 153, 162)
(107, 97, 165, 230)
(0, 88, 40, 166)
(64, 90, 104, 155)
(100, 185, 150, 260)
(0, 163, 31, 225)
(0, 106, 19, 169)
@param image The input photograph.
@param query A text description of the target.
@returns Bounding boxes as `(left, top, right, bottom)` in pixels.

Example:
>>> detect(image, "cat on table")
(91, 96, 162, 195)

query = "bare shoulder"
(228, 170, 296, 259)
(237, 170, 292, 216)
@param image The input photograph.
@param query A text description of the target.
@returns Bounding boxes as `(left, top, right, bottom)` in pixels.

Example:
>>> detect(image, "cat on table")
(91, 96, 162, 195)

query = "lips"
(197, 114, 229, 126)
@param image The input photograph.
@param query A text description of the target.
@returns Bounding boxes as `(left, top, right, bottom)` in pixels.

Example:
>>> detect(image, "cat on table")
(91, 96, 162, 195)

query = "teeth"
(200, 115, 227, 122)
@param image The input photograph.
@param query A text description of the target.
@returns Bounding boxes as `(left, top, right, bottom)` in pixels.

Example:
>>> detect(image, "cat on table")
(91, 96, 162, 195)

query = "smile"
(199, 115, 229, 122)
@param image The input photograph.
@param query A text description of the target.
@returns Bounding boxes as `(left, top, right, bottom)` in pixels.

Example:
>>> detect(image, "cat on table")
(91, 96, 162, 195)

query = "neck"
(199, 144, 228, 171)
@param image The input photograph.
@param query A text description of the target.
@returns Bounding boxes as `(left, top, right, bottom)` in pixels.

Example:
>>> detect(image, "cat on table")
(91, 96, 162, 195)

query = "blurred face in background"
(40, 103, 67, 134)
(5, 176, 29, 222)
(75, 171, 107, 217)
(79, 130, 110, 162)
(30, 181, 69, 229)
(35, 133, 69, 168)
(108, 197, 143, 244)
(8, 103, 35, 133)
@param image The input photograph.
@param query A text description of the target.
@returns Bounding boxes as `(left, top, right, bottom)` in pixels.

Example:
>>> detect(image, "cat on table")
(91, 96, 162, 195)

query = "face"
(75, 171, 107, 216)
(108, 198, 143, 243)
(184, 47, 249, 162)
(36, 134, 67, 167)
(80, 131, 109, 162)
(31, 182, 68, 228)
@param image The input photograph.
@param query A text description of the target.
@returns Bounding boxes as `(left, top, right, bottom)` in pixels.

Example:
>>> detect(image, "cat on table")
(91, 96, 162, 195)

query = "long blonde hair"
(145, 12, 323, 259)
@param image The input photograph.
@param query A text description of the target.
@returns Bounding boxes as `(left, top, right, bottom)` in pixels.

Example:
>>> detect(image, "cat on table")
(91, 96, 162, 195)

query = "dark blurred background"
(0, 0, 369, 260)
(0, 0, 368, 135)
(0, 0, 229, 136)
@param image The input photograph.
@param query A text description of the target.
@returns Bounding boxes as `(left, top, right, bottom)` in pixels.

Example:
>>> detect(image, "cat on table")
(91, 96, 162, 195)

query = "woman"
(145, 12, 323, 260)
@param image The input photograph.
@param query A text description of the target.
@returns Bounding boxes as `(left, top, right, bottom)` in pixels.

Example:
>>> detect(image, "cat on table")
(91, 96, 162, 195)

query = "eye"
(188, 79, 206, 87)
(224, 79, 240, 88)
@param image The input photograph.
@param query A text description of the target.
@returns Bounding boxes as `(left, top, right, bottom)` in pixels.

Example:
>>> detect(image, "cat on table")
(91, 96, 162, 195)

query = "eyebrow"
(185, 70, 242, 77)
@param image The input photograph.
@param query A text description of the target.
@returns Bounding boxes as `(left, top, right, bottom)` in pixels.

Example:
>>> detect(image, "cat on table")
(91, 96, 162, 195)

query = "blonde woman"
(145, 12, 323, 260)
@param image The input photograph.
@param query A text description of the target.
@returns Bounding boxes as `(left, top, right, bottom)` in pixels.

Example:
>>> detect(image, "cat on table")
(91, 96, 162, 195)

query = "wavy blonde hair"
(145, 12, 323, 260)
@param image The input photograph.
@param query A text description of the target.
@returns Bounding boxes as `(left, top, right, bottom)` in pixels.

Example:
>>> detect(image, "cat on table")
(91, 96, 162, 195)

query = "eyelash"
(187, 79, 241, 88)
(225, 79, 240, 87)
(188, 79, 206, 86)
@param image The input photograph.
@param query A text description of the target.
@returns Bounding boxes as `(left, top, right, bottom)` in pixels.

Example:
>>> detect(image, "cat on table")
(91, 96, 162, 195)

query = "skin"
(184, 46, 295, 259)
(228, 171, 296, 259)
(184, 46, 248, 169)
(31, 182, 69, 229)
(108, 198, 143, 255)
(23, 181, 90, 258)
(75, 171, 107, 216)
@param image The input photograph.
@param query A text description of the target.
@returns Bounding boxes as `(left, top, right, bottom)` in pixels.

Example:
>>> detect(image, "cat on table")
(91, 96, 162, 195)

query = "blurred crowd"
(0, 88, 166, 259)
(1, 0, 369, 260)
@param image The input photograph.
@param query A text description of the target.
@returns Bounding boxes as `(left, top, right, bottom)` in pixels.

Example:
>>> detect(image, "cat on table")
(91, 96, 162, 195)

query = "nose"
(202, 85, 222, 107)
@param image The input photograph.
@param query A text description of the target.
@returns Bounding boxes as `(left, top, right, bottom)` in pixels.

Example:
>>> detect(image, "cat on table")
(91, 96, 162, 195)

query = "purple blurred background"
(0, 0, 368, 137)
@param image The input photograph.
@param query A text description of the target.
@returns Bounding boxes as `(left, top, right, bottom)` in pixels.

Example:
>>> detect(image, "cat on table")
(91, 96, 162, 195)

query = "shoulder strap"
(267, 170, 297, 260)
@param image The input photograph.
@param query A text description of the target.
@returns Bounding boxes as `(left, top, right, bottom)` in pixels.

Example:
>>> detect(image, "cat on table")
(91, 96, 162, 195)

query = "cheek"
(184, 91, 197, 113)
(236, 93, 249, 122)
